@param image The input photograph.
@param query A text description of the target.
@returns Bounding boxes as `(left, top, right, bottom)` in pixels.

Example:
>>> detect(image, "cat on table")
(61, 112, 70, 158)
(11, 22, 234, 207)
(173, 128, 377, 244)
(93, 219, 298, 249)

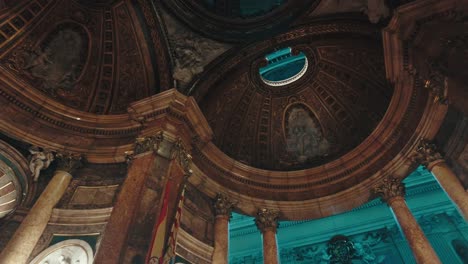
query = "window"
(259, 47, 308, 86)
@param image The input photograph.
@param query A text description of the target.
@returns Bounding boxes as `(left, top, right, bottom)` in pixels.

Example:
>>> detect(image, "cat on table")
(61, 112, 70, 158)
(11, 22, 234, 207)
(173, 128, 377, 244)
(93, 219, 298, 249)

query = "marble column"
(94, 133, 193, 263)
(374, 176, 441, 264)
(255, 208, 280, 264)
(0, 153, 82, 264)
(211, 194, 235, 264)
(412, 140, 468, 220)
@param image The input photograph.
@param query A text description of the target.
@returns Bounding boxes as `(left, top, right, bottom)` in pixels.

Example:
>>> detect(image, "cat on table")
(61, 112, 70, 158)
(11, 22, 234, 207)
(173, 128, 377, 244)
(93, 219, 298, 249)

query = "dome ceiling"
(161, 0, 321, 42)
(0, 0, 172, 114)
(196, 21, 393, 171)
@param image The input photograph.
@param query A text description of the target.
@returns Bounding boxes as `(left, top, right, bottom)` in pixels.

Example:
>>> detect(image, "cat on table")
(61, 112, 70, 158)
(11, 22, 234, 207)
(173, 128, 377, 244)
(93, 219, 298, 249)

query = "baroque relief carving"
(255, 208, 280, 233)
(160, 9, 230, 89)
(410, 139, 444, 167)
(55, 153, 83, 174)
(373, 176, 405, 204)
(213, 193, 236, 218)
(28, 146, 54, 182)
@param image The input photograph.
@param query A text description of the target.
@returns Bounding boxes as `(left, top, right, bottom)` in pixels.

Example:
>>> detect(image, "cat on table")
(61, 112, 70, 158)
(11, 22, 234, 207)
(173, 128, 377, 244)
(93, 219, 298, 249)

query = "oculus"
(259, 47, 308, 86)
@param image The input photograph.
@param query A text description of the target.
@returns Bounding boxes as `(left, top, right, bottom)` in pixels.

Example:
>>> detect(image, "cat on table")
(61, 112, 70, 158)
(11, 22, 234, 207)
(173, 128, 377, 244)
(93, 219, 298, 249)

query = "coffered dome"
(195, 20, 393, 171)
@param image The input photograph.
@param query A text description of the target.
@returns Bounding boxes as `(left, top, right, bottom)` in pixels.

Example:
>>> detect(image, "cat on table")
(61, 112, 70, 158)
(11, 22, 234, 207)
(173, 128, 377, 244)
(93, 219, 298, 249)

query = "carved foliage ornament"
(255, 208, 280, 233)
(133, 133, 193, 177)
(55, 153, 83, 174)
(134, 132, 164, 155)
(213, 193, 236, 218)
(410, 139, 443, 167)
(373, 176, 405, 204)
(171, 138, 193, 178)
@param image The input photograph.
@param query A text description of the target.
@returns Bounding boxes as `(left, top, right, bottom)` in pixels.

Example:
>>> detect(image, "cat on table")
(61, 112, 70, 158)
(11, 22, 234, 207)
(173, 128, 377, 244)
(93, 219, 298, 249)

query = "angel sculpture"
(29, 146, 54, 182)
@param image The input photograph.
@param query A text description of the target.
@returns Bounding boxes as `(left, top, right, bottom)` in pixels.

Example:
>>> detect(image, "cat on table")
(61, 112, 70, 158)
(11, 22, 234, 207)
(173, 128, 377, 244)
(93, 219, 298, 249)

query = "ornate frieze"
(373, 176, 405, 204)
(213, 193, 235, 218)
(255, 208, 280, 233)
(410, 139, 444, 167)
(55, 153, 83, 174)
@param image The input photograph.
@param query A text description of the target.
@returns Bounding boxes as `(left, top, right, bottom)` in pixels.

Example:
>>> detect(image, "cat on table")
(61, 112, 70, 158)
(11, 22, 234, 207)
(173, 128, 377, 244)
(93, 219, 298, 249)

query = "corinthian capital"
(373, 176, 405, 204)
(255, 208, 280, 233)
(55, 153, 83, 174)
(134, 131, 164, 155)
(213, 193, 235, 218)
(410, 139, 443, 167)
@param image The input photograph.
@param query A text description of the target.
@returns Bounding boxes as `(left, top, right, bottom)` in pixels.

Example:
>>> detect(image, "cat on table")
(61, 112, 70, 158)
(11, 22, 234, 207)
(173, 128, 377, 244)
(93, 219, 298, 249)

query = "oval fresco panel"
(284, 104, 330, 165)
(21, 22, 89, 95)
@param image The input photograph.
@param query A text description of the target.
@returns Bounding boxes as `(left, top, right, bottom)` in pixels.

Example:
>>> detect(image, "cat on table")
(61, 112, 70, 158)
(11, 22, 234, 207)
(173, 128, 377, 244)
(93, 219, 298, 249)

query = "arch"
(29, 239, 94, 264)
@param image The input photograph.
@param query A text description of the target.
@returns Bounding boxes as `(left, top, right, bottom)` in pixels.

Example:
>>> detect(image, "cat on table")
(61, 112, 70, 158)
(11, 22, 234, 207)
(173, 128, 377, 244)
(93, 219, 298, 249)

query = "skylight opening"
(259, 47, 308, 87)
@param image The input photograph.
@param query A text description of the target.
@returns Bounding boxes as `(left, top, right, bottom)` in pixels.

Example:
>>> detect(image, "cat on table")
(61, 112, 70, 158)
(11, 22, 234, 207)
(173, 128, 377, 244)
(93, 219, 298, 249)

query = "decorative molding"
(213, 193, 236, 218)
(255, 208, 280, 233)
(373, 176, 405, 204)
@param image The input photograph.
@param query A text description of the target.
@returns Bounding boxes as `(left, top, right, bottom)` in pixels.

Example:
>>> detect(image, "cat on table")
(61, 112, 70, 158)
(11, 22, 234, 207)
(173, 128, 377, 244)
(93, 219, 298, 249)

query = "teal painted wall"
(229, 166, 468, 263)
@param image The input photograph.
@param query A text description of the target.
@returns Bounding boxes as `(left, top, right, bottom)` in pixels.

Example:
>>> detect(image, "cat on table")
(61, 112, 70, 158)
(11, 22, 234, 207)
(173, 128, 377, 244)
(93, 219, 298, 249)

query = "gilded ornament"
(213, 193, 236, 217)
(410, 139, 443, 167)
(55, 152, 83, 174)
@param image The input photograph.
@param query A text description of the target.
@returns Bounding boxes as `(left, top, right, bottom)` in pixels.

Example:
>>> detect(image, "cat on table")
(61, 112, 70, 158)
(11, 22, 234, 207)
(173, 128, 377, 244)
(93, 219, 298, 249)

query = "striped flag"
(146, 180, 172, 264)
(162, 185, 186, 264)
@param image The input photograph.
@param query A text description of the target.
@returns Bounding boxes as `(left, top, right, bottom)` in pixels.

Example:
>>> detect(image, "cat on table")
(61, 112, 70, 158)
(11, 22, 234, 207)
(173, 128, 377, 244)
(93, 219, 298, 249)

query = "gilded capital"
(55, 153, 83, 174)
(410, 139, 443, 167)
(255, 208, 280, 233)
(134, 131, 164, 155)
(213, 193, 235, 218)
(373, 176, 405, 204)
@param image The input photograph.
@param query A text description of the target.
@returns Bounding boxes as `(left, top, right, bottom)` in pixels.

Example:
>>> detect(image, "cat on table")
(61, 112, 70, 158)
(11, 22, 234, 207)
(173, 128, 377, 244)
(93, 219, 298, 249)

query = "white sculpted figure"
(29, 146, 54, 182)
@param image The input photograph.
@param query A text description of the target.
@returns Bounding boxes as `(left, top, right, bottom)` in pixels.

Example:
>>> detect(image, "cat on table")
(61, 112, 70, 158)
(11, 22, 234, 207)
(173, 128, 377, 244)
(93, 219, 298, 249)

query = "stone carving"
(171, 139, 193, 178)
(423, 60, 449, 104)
(55, 153, 83, 174)
(284, 104, 330, 164)
(160, 10, 230, 89)
(373, 176, 405, 204)
(213, 193, 236, 217)
(28, 146, 55, 182)
(255, 208, 280, 232)
(18, 23, 88, 96)
(327, 235, 355, 264)
(134, 132, 164, 155)
(410, 139, 444, 167)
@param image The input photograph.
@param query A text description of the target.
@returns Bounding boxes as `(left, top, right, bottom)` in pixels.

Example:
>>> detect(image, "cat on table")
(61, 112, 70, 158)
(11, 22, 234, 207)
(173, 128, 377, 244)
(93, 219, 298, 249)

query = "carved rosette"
(255, 208, 280, 233)
(213, 193, 235, 219)
(55, 153, 83, 175)
(373, 176, 405, 204)
(134, 132, 164, 155)
(410, 139, 444, 167)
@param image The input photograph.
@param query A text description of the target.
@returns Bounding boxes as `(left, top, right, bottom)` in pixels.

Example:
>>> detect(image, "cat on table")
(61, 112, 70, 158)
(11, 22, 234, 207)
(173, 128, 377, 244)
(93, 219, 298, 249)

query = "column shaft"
(262, 229, 279, 264)
(430, 161, 468, 220)
(0, 170, 72, 263)
(389, 197, 441, 264)
(211, 216, 229, 264)
(94, 153, 155, 264)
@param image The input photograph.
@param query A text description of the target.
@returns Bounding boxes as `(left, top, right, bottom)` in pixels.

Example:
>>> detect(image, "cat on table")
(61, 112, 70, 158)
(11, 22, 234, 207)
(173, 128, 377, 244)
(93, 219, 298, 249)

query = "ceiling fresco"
(0, 0, 170, 114)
